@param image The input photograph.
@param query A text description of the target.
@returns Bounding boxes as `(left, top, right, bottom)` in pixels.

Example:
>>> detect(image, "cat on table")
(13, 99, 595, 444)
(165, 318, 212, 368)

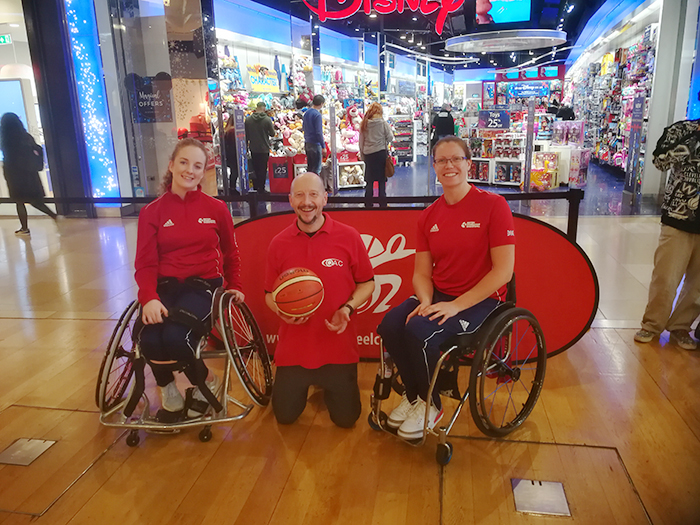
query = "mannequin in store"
(359, 102, 394, 208)
(303, 95, 326, 175)
(244, 102, 275, 194)
(377, 137, 515, 439)
(0, 112, 59, 236)
(634, 118, 700, 350)
(223, 115, 240, 195)
(135, 138, 245, 422)
(264, 173, 375, 427)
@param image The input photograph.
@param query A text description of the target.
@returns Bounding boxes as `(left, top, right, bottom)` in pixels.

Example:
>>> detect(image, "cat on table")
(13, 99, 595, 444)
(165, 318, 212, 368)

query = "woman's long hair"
(0, 113, 26, 153)
(158, 138, 208, 195)
(360, 102, 384, 133)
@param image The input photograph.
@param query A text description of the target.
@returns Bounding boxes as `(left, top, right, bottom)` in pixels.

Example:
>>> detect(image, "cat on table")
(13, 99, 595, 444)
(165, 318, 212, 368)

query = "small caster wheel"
(367, 410, 388, 431)
(199, 427, 212, 442)
(436, 442, 453, 465)
(126, 430, 140, 447)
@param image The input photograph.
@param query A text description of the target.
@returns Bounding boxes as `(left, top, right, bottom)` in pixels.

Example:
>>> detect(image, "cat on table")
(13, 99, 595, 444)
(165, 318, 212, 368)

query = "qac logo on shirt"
(321, 258, 344, 268)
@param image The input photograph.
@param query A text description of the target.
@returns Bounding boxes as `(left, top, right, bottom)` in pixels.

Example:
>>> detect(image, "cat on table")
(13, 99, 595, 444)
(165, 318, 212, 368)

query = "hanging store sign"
(302, 0, 465, 35)
(247, 65, 280, 93)
(478, 110, 510, 129)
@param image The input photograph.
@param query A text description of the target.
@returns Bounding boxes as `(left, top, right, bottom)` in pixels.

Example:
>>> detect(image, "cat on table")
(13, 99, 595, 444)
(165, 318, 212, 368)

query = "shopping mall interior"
(0, 0, 699, 523)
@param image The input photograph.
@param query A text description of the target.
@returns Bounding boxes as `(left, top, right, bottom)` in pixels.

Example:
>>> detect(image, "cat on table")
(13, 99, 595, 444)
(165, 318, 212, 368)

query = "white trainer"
(397, 398, 444, 440)
(159, 381, 184, 412)
(387, 394, 416, 429)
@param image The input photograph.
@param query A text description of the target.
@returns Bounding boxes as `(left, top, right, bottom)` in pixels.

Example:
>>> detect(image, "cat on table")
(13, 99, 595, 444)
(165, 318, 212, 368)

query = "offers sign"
(235, 209, 598, 359)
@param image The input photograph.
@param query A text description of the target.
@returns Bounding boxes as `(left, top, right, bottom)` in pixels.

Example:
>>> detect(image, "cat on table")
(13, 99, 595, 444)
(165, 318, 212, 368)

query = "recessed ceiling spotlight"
(9, 24, 19, 28)
(481, 51, 486, 55)
(421, 46, 426, 50)
(355, 28, 360, 31)
(529, 50, 534, 55)
(369, 12, 377, 18)
(412, 16, 418, 21)
(400, 34, 406, 39)
(567, 5, 575, 13)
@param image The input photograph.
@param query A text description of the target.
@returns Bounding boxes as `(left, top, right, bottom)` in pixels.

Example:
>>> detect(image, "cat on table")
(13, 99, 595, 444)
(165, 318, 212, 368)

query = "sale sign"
(301, 0, 465, 35)
(235, 209, 598, 359)
(478, 110, 511, 130)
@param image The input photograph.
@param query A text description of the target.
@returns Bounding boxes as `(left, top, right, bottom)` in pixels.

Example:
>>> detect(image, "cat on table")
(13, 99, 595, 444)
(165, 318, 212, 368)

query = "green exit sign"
(0, 35, 12, 45)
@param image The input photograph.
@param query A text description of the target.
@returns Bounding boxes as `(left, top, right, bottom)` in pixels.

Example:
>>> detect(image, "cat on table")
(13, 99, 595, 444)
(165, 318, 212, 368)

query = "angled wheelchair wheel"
(96, 300, 139, 412)
(468, 307, 546, 438)
(219, 292, 273, 406)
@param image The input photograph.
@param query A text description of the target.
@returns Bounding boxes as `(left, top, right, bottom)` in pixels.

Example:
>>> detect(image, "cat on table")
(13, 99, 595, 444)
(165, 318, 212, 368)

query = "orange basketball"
(272, 267, 324, 317)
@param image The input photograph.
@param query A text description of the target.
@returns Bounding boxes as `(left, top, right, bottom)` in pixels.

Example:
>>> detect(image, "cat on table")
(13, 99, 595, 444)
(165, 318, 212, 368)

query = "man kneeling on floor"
(264, 173, 375, 427)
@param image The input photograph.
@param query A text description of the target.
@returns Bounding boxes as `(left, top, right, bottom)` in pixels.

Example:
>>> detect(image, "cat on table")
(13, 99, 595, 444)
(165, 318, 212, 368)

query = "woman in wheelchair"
(377, 136, 516, 440)
(135, 138, 244, 423)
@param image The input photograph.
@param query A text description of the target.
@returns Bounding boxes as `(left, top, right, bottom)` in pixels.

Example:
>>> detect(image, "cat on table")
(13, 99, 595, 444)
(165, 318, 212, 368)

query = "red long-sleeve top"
(134, 187, 242, 305)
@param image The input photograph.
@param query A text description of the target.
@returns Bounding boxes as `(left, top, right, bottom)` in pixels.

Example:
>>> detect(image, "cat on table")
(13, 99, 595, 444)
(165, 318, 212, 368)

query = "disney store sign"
(302, 0, 465, 35)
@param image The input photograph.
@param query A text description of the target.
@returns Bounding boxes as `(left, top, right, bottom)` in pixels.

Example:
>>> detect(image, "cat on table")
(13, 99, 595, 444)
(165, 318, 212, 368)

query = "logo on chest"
(321, 258, 344, 268)
(461, 221, 481, 229)
(198, 217, 216, 224)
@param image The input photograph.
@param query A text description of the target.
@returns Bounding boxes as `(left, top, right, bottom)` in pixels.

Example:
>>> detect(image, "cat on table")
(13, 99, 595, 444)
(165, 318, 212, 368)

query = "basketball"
(272, 267, 324, 317)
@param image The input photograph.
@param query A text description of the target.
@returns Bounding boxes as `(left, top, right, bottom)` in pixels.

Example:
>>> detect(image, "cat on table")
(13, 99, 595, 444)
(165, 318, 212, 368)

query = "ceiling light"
(369, 12, 377, 18)
(421, 46, 426, 50)
(400, 34, 406, 39)
(481, 51, 486, 55)
(529, 50, 534, 55)
(9, 24, 19, 28)
(355, 28, 360, 31)
(567, 5, 575, 13)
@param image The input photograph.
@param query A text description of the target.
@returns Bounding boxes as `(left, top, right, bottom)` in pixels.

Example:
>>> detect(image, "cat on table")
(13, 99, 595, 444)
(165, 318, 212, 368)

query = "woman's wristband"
(342, 303, 354, 316)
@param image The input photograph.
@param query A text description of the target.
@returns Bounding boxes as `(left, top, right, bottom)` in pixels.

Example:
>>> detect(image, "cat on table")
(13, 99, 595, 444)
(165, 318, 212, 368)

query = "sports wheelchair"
(368, 278, 547, 465)
(95, 288, 273, 446)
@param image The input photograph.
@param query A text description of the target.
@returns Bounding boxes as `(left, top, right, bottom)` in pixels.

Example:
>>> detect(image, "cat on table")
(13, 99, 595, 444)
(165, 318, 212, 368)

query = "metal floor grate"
(0, 438, 57, 466)
(511, 478, 571, 517)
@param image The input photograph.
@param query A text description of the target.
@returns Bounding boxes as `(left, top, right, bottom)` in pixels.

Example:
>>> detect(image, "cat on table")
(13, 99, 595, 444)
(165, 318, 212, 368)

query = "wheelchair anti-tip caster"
(436, 442, 453, 465)
(199, 426, 212, 442)
(126, 430, 140, 447)
(368, 411, 388, 431)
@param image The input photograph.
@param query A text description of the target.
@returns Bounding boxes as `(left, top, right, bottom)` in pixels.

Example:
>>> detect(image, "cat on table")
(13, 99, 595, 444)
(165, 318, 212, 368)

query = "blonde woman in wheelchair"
(135, 138, 245, 422)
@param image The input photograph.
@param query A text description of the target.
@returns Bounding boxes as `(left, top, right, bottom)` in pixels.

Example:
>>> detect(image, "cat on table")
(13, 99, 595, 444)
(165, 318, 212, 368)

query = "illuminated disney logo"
(301, 0, 465, 35)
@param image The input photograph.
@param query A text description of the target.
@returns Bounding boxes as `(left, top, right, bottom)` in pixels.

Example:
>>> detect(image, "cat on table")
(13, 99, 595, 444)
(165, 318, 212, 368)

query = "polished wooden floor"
(0, 215, 698, 525)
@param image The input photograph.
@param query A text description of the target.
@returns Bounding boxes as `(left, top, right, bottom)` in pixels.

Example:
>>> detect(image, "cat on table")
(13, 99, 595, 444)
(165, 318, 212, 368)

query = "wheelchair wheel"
(219, 292, 273, 406)
(468, 307, 546, 437)
(96, 301, 139, 412)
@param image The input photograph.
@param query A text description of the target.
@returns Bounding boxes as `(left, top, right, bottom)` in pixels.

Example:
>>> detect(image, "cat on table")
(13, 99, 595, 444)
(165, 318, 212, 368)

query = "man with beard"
(264, 173, 375, 426)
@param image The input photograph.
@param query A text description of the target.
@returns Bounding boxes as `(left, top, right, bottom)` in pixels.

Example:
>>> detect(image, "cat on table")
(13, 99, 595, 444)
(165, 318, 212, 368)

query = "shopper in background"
(634, 119, 700, 351)
(264, 172, 374, 427)
(223, 116, 239, 195)
(135, 138, 245, 421)
(359, 102, 394, 208)
(377, 136, 515, 439)
(0, 112, 58, 236)
(244, 101, 275, 194)
(430, 103, 455, 149)
(303, 95, 326, 175)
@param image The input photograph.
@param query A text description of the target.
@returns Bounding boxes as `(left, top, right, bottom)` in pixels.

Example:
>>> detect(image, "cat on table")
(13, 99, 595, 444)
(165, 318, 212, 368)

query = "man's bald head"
(289, 172, 328, 233)
(290, 172, 325, 194)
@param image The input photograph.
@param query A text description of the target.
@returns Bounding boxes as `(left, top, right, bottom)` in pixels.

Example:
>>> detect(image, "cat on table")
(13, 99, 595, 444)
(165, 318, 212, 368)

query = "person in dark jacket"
(244, 102, 275, 193)
(0, 112, 57, 235)
(431, 103, 455, 148)
(223, 116, 240, 195)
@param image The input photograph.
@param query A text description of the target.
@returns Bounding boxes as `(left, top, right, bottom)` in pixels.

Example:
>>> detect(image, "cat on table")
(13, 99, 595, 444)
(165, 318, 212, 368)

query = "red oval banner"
(236, 209, 598, 359)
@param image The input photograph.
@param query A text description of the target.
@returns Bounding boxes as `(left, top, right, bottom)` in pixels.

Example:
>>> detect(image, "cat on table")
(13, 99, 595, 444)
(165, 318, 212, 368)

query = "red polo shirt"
(264, 214, 374, 368)
(417, 187, 515, 300)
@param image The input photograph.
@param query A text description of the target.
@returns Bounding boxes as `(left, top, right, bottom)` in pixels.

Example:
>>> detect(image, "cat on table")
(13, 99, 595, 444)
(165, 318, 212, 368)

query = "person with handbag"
(0, 112, 59, 236)
(359, 102, 394, 208)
